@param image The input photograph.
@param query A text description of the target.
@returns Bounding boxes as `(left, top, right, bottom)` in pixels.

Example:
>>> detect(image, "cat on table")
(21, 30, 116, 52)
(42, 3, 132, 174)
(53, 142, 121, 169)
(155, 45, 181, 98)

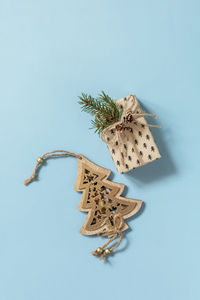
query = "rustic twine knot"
(116, 124, 124, 132)
(92, 213, 125, 261)
(101, 104, 160, 167)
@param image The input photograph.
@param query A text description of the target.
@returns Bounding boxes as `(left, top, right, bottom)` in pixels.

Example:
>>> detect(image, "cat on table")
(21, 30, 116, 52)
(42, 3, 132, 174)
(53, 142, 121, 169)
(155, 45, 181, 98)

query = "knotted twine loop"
(92, 213, 126, 260)
(101, 110, 160, 165)
(24, 150, 82, 185)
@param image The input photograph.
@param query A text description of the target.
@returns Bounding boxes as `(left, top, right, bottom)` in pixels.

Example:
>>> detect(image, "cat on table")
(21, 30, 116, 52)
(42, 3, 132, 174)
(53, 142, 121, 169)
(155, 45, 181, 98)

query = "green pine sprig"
(78, 91, 122, 134)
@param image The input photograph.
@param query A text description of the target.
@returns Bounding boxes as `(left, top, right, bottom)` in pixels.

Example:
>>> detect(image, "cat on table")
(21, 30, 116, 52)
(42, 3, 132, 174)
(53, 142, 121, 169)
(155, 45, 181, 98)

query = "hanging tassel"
(92, 213, 125, 260)
(92, 232, 123, 260)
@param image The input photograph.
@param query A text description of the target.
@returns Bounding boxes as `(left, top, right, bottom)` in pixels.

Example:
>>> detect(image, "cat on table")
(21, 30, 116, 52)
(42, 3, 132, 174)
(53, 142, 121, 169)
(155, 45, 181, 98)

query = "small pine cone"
(126, 113, 134, 122)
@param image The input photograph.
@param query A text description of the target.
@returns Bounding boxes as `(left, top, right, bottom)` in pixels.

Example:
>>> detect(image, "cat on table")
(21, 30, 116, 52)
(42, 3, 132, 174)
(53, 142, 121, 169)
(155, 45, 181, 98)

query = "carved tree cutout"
(24, 150, 143, 259)
(74, 156, 142, 236)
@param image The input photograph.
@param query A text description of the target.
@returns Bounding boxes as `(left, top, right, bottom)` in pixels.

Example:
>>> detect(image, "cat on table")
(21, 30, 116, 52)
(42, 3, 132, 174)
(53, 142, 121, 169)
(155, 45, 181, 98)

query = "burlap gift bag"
(101, 94, 161, 174)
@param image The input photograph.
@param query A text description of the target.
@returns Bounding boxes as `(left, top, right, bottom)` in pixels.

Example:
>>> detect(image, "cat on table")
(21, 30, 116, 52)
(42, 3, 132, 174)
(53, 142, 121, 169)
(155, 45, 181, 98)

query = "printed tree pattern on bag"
(102, 95, 161, 174)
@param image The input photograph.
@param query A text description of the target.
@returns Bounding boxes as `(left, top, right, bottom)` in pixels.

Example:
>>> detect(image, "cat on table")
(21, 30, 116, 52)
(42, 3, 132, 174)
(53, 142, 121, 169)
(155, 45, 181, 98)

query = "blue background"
(0, 1, 199, 299)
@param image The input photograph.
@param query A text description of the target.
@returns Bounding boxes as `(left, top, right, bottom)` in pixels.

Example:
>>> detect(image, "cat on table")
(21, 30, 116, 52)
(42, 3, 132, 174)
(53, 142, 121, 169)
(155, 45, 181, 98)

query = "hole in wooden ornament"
(91, 218, 96, 225)
(109, 216, 114, 226)
(106, 188, 111, 194)
(95, 199, 99, 205)
(101, 207, 106, 214)
(83, 169, 99, 183)
(100, 193, 105, 199)
(109, 206, 117, 213)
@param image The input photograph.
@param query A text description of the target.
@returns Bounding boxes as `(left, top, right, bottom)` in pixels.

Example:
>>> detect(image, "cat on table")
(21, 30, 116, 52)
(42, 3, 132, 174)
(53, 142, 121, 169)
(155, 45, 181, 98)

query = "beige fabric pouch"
(101, 94, 161, 174)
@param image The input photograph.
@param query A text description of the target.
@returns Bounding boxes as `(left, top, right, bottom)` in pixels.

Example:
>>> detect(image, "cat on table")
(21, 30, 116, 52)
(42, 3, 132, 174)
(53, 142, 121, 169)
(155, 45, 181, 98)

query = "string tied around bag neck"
(101, 110, 160, 166)
(24, 150, 82, 186)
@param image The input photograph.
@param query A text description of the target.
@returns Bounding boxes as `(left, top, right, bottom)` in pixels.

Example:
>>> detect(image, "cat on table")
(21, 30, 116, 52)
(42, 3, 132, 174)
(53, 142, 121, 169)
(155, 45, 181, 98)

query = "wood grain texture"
(74, 155, 142, 236)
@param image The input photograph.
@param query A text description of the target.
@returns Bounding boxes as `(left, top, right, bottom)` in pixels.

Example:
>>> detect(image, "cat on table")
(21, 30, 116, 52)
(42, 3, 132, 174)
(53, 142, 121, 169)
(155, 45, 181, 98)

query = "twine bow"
(92, 213, 126, 260)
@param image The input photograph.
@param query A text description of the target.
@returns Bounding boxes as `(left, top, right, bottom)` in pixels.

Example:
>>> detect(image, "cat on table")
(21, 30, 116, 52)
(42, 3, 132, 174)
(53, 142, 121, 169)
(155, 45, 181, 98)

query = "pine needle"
(78, 91, 122, 134)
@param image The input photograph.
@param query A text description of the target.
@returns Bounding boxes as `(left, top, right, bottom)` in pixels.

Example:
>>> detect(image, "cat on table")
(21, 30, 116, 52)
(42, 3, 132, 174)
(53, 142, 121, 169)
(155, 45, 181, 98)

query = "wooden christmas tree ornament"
(24, 150, 142, 260)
